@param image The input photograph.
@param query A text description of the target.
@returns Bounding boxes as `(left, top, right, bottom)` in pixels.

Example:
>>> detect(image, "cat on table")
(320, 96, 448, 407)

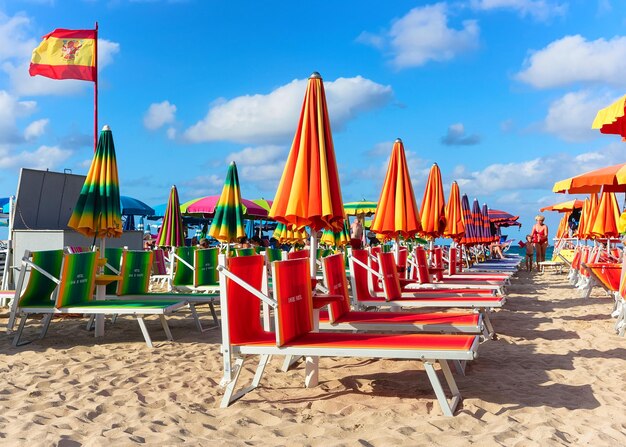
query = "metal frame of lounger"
(11, 250, 186, 348)
(217, 255, 480, 417)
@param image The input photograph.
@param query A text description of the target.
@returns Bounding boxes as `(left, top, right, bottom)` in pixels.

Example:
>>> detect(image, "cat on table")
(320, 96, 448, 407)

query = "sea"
(506, 245, 554, 260)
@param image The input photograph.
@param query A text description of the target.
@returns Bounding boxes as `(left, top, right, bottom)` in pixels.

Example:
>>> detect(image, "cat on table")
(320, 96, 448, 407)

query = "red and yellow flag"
(29, 28, 96, 82)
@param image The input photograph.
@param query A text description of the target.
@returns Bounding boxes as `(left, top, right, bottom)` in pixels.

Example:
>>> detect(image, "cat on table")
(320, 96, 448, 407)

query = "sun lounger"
(217, 254, 480, 416)
(444, 247, 512, 282)
(10, 250, 186, 347)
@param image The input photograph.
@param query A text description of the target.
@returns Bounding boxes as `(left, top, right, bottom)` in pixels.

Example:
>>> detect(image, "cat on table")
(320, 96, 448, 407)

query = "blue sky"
(0, 0, 624, 238)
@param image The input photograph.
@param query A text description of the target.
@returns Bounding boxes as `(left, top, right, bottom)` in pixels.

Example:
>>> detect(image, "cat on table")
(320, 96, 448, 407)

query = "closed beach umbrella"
(592, 95, 626, 140)
(209, 161, 246, 243)
(269, 72, 345, 276)
(590, 191, 621, 239)
(577, 198, 590, 239)
(344, 200, 377, 216)
(540, 199, 584, 213)
(553, 163, 626, 194)
(443, 181, 464, 242)
(556, 212, 571, 239)
(470, 199, 483, 244)
(273, 223, 308, 244)
(68, 125, 122, 239)
(584, 193, 600, 239)
(459, 194, 475, 245)
(157, 185, 185, 247)
(320, 219, 351, 248)
(481, 204, 494, 242)
(370, 138, 421, 242)
(419, 163, 446, 239)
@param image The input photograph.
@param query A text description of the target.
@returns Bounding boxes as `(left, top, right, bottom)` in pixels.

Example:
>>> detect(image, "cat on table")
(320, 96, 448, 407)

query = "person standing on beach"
(350, 215, 364, 249)
(531, 215, 549, 269)
(524, 234, 534, 271)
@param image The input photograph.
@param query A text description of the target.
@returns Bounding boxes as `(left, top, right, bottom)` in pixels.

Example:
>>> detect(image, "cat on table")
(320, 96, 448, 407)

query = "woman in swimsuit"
(531, 214, 549, 269)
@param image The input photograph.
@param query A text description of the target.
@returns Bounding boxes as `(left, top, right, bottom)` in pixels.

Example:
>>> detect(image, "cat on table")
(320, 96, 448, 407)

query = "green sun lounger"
(10, 250, 185, 348)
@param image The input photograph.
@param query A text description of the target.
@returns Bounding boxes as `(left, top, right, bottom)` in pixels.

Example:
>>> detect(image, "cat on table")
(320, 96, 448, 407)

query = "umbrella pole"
(394, 236, 400, 264)
(310, 232, 318, 279)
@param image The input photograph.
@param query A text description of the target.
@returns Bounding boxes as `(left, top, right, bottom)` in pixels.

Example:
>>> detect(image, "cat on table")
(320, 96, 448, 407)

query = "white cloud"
(181, 174, 224, 198)
(0, 12, 36, 63)
(144, 100, 177, 130)
(166, 127, 177, 139)
(441, 123, 481, 145)
(225, 145, 288, 192)
(0, 144, 72, 170)
(470, 0, 567, 21)
(517, 35, 626, 89)
(0, 90, 37, 144)
(365, 141, 394, 157)
(23, 118, 49, 140)
(357, 3, 479, 69)
(543, 90, 613, 142)
(183, 75, 392, 144)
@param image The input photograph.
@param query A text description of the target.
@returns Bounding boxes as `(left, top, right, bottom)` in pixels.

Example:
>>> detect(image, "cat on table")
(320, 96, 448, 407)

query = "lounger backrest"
(449, 247, 458, 275)
(104, 247, 124, 294)
(226, 255, 267, 345)
(369, 246, 383, 292)
(377, 252, 402, 301)
(433, 247, 444, 281)
(152, 248, 168, 275)
(194, 248, 219, 287)
(619, 252, 626, 299)
(55, 252, 98, 307)
(265, 248, 284, 263)
(349, 249, 377, 303)
(321, 253, 351, 322)
(236, 248, 256, 257)
(18, 250, 64, 307)
(580, 249, 591, 277)
(586, 263, 621, 291)
(117, 250, 153, 295)
(272, 258, 313, 346)
(414, 247, 431, 284)
(287, 249, 310, 260)
(172, 246, 195, 286)
(397, 247, 408, 277)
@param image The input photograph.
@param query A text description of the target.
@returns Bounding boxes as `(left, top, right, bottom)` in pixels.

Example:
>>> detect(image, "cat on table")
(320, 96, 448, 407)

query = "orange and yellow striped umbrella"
(590, 191, 621, 239)
(540, 199, 584, 213)
(419, 163, 446, 239)
(370, 138, 421, 239)
(555, 212, 571, 239)
(585, 193, 600, 239)
(553, 163, 626, 194)
(576, 198, 590, 239)
(443, 181, 464, 242)
(273, 223, 308, 244)
(269, 72, 344, 232)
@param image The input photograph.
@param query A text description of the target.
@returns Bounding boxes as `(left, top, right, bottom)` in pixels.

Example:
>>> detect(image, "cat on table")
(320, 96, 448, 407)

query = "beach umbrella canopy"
(269, 72, 345, 232)
(209, 162, 246, 243)
(182, 195, 268, 218)
(555, 212, 571, 239)
(251, 198, 273, 213)
(0, 197, 10, 214)
(120, 195, 155, 216)
(156, 185, 185, 247)
(419, 163, 446, 239)
(553, 163, 626, 194)
(273, 223, 308, 244)
(344, 200, 377, 216)
(443, 181, 464, 242)
(488, 209, 521, 228)
(370, 138, 421, 239)
(320, 220, 351, 248)
(592, 94, 626, 140)
(590, 191, 621, 239)
(459, 194, 476, 245)
(576, 198, 591, 239)
(68, 125, 122, 239)
(540, 199, 584, 213)
(481, 204, 494, 243)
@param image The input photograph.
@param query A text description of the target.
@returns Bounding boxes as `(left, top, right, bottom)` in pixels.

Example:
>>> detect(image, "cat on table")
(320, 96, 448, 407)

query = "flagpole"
(94, 21, 98, 152)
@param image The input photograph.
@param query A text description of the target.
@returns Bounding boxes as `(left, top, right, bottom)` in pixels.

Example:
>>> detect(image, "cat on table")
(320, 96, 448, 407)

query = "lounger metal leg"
(281, 355, 303, 372)
(453, 360, 466, 376)
(424, 360, 461, 417)
(12, 314, 28, 347)
(251, 354, 271, 387)
(39, 314, 53, 339)
(159, 315, 174, 341)
(85, 314, 95, 331)
(111, 314, 118, 325)
(188, 303, 204, 332)
(482, 310, 496, 339)
(220, 356, 245, 408)
(94, 314, 105, 337)
(304, 356, 319, 388)
(209, 302, 220, 328)
(136, 316, 154, 348)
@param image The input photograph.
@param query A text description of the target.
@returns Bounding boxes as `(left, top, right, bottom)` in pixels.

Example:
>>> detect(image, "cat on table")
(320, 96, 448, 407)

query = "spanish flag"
(29, 28, 96, 82)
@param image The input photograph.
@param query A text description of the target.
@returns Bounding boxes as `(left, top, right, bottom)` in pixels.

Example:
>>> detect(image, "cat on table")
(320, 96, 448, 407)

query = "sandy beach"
(1, 269, 625, 446)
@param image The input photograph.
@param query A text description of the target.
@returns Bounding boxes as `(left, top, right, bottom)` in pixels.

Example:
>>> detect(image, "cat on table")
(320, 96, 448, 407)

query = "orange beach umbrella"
(553, 163, 626, 194)
(370, 138, 421, 240)
(592, 94, 626, 140)
(576, 198, 590, 239)
(555, 212, 571, 239)
(419, 163, 446, 239)
(540, 199, 584, 213)
(590, 191, 621, 239)
(443, 181, 464, 242)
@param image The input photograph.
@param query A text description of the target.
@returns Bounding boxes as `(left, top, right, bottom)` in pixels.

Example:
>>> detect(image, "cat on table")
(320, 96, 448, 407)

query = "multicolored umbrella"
(488, 209, 521, 228)
(343, 200, 377, 216)
(481, 204, 495, 243)
(182, 195, 268, 218)
(209, 161, 246, 243)
(443, 181, 464, 242)
(156, 185, 185, 247)
(320, 219, 351, 248)
(419, 163, 446, 239)
(273, 223, 308, 244)
(591, 95, 626, 140)
(590, 191, 621, 239)
(370, 138, 421, 240)
(68, 125, 122, 239)
(459, 194, 476, 245)
(269, 72, 345, 276)
(469, 199, 484, 244)
(540, 199, 584, 213)
(553, 163, 626, 194)
(251, 198, 273, 213)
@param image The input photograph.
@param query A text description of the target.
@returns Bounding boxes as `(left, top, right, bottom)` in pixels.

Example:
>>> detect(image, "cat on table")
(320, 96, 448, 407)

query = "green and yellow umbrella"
(320, 219, 351, 247)
(273, 223, 308, 244)
(68, 125, 122, 239)
(344, 200, 377, 216)
(156, 185, 185, 247)
(209, 161, 246, 243)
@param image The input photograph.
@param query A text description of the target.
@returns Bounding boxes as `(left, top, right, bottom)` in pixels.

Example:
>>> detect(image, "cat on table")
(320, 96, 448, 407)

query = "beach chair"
(616, 254, 626, 336)
(447, 247, 512, 282)
(150, 248, 172, 289)
(236, 248, 256, 257)
(111, 249, 221, 331)
(218, 254, 480, 416)
(319, 253, 485, 336)
(11, 250, 186, 347)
